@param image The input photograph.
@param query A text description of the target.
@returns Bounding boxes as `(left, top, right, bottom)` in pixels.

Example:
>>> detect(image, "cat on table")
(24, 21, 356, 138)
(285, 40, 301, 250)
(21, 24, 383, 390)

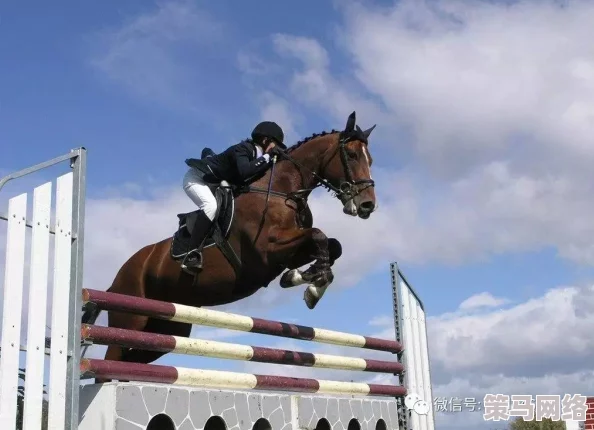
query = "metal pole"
(64, 147, 87, 430)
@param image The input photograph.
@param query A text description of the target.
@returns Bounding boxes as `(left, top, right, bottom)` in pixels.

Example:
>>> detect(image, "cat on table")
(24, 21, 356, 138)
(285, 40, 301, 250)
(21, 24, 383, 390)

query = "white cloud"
(89, 1, 224, 112)
(270, 34, 390, 128)
(340, 0, 594, 171)
(273, 34, 330, 70)
(257, 91, 300, 144)
(458, 292, 510, 310)
(428, 284, 594, 378)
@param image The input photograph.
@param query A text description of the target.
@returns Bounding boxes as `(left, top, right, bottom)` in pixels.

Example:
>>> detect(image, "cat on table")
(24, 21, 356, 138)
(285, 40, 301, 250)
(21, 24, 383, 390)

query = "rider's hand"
(269, 145, 285, 157)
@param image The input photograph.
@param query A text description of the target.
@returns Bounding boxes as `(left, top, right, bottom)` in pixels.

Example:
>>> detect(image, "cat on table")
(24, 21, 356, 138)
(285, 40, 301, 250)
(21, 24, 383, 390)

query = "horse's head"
(321, 111, 377, 219)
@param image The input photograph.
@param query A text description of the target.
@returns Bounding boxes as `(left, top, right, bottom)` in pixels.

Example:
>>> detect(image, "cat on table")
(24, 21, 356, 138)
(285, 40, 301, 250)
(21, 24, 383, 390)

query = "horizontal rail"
(0, 148, 84, 192)
(83, 289, 403, 354)
(0, 214, 56, 235)
(82, 324, 404, 374)
(80, 359, 407, 397)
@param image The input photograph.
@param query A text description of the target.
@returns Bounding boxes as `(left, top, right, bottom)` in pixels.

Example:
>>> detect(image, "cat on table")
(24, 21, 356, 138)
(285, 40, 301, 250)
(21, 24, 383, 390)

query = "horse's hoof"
(304, 284, 327, 309)
(280, 269, 302, 288)
(304, 289, 317, 309)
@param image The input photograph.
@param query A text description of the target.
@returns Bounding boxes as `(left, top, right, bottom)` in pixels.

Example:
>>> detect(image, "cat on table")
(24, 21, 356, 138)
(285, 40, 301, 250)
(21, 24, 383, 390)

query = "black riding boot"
(182, 210, 212, 270)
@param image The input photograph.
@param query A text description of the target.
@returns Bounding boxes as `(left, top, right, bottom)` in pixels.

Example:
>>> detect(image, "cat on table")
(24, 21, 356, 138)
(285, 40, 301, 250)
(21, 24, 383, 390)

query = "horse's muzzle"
(358, 200, 375, 219)
(343, 199, 376, 219)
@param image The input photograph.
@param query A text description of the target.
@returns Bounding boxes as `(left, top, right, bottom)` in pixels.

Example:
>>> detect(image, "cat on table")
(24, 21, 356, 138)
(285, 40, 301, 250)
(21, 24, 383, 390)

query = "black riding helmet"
(251, 121, 286, 149)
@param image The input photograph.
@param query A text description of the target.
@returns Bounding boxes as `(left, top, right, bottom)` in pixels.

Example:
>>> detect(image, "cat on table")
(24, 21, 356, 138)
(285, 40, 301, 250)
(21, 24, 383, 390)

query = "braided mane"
(286, 130, 340, 153)
(237, 130, 340, 154)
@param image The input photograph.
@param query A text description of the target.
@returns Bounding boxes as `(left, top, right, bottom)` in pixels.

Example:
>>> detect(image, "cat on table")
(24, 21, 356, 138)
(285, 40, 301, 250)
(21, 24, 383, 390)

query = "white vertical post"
(23, 182, 52, 430)
(47, 173, 74, 430)
(0, 193, 28, 429)
(417, 295, 434, 430)
(393, 263, 435, 430)
(401, 283, 422, 430)
(400, 281, 434, 430)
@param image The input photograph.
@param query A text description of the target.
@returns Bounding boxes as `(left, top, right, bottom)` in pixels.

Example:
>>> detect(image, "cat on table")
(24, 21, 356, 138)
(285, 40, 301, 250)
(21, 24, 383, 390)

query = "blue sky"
(2, 0, 365, 185)
(2, 1, 594, 429)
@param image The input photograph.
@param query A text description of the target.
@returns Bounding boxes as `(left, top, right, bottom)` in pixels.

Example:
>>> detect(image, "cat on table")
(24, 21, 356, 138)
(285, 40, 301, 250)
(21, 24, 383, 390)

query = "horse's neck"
(273, 138, 329, 194)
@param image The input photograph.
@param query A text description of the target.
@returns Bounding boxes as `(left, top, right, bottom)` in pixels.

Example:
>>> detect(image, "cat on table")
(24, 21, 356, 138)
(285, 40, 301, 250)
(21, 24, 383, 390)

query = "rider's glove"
(262, 154, 271, 163)
(269, 146, 285, 157)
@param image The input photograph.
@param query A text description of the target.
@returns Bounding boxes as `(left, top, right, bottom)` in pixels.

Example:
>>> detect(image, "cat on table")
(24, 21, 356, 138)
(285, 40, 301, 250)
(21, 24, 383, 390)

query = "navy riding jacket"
(185, 140, 271, 185)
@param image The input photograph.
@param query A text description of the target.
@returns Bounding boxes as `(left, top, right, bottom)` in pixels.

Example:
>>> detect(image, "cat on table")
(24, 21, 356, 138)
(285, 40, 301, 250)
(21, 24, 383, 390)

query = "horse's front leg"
(268, 227, 342, 309)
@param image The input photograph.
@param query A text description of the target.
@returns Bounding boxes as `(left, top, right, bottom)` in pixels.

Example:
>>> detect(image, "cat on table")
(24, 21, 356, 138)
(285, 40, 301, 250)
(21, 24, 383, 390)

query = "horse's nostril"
(360, 201, 375, 211)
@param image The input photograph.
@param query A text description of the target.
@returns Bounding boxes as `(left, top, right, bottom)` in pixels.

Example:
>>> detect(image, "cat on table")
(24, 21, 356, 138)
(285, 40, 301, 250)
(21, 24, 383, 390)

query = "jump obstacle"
(0, 148, 434, 430)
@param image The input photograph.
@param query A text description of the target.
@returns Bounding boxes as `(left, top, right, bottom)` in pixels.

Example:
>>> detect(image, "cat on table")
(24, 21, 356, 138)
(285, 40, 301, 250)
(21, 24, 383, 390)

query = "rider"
(182, 121, 287, 269)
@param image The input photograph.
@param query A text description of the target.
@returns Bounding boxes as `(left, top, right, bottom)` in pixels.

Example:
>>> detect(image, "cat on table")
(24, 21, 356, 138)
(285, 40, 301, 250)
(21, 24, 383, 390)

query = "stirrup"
(181, 250, 203, 270)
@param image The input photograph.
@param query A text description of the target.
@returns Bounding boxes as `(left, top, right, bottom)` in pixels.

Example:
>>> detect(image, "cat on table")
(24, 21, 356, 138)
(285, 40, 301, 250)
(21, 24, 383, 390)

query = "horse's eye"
(347, 151, 357, 160)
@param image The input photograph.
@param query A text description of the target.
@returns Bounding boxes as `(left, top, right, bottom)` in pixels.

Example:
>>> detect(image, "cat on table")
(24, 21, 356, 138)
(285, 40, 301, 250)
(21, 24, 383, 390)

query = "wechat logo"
(404, 393, 430, 416)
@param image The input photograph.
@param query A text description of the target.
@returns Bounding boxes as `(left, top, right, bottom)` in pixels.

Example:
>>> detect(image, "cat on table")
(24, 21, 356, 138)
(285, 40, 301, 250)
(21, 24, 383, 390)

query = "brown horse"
(86, 111, 377, 369)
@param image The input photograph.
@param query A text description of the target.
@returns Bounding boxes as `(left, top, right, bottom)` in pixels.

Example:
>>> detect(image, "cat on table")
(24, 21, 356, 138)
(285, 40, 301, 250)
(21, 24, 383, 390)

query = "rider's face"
(264, 139, 277, 153)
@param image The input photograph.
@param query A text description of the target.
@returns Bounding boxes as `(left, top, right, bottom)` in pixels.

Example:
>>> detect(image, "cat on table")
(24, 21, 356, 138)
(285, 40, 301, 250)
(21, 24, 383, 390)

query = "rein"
(252, 156, 278, 244)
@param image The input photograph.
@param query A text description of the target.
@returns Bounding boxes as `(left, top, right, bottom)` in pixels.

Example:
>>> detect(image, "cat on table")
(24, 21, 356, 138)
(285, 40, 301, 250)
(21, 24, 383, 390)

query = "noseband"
(324, 133, 375, 201)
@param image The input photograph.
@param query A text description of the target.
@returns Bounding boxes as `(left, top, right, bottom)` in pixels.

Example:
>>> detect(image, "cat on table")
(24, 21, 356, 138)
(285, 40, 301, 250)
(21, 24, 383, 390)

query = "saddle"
(170, 148, 242, 275)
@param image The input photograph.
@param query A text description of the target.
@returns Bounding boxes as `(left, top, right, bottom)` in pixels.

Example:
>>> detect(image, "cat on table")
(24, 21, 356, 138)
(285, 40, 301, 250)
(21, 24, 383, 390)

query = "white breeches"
(183, 168, 217, 221)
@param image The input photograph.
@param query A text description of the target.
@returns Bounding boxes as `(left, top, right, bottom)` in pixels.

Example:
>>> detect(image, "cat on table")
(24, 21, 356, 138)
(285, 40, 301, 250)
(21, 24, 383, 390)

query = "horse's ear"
(345, 111, 356, 132)
(363, 124, 376, 140)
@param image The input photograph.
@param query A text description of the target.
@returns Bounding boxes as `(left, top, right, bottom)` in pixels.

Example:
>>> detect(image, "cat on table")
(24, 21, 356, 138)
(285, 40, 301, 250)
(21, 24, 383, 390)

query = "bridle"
(250, 132, 375, 203)
(319, 132, 376, 201)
